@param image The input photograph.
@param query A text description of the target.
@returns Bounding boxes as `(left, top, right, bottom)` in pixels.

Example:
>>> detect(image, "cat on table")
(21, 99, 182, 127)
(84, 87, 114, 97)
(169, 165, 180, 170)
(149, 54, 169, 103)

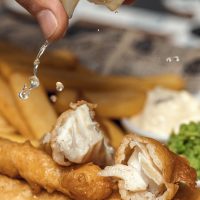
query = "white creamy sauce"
(130, 87, 200, 135)
(56, 104, 103, 163)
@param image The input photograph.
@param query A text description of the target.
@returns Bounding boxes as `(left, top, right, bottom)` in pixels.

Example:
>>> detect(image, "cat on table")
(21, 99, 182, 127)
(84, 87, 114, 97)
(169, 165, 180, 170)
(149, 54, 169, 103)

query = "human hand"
(16, 0, 135, 41)
(16, 0, 68, 41)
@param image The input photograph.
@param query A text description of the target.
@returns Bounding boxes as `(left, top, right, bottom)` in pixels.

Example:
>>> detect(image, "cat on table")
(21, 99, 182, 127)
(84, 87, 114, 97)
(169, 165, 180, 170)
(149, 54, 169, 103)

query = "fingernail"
(37, 10, 58, 39)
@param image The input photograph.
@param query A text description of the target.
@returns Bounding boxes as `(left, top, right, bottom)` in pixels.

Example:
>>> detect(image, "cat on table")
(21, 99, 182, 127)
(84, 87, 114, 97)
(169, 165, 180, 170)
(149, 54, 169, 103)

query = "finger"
(16, 0, 68, 41)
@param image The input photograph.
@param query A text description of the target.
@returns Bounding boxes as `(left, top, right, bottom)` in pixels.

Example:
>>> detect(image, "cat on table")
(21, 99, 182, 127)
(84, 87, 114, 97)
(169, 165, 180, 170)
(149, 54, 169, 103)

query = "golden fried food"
(4, 60, 185, 92)
(42, 101, 114, 167)
(0, 138, 113, 200)
(44, 49, 79, 70)
(106, 192, 121, 200)
(83, 90, 146, 118)
(102, 119, 124, 149)
(0, 61, 13, 80)
(40, 73, 185, 93)
(174, 184, 200, 200)
(54, 89, 79, 114)
(9, 72, 57, 139)
(0, 132, 39, 147)
(100, 134, 196, 200)
(0, 113, 16, 134)
(0, 75, 32, 138)
(142, 74, 185, 91)
(0, 174, 70, 200)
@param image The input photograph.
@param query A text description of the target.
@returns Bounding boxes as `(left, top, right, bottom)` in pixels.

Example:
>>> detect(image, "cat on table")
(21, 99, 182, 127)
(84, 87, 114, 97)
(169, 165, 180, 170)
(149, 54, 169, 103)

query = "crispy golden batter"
(100, 134, 196, 200)
(0, 138, 112, 200)
(0, 174, 69, 200)
(173, 184, 200, 200)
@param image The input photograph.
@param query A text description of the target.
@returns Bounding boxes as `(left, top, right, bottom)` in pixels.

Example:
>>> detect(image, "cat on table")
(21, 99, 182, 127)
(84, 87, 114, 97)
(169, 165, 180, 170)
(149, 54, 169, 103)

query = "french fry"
(0, 114, 17, 134)
(83, 90, 146, 118)
(142, 74, 185, 91)
(0, 61, 14, 79)
(3, 59, 185, 92)
(48, 49, 79, 69)
(0, 75, 32, 138)
(9, 72, 57, 139)
(102, 119, 124, 149)
(54, 89, 79, 114)
(40, 72, 185, 92)
(0, 133, 39, 147)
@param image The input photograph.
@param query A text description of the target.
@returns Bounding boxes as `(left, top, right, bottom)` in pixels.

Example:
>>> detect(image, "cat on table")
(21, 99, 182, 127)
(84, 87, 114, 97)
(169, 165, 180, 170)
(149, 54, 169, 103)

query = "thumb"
(16, 0, 68, 41)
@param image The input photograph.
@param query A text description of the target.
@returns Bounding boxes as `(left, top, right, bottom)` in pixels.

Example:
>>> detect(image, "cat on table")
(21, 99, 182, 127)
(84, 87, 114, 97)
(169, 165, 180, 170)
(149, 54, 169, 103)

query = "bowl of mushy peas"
(168, 122, 200, 186)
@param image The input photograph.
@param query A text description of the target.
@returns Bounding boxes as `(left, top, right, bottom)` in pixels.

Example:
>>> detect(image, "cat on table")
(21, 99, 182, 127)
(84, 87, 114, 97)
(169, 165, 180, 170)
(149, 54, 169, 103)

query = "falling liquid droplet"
(50, 95, 57, 103)
(19, 85, 30, 100)
(56, 82, 64, 92)
(34, 58, 40, 66)
(97, 29, 100, 32)
(29, 76, 40, 89)
(19, 40, 49, 100)
(166, 57, 172, 63)
(166, 56, 180, 63)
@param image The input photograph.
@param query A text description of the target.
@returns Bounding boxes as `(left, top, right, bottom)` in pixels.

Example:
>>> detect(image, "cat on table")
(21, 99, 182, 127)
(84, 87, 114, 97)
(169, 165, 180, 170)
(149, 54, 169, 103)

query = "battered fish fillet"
(0, 138, 113, 200)
(42, 101, 114, 167)
(0, 174, 69, 200)
(100, 134, 196, 200)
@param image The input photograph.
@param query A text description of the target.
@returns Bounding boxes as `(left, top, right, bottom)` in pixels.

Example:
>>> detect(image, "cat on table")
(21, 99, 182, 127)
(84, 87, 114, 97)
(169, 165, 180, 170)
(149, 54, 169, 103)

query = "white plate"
(121, 118, 169, 143)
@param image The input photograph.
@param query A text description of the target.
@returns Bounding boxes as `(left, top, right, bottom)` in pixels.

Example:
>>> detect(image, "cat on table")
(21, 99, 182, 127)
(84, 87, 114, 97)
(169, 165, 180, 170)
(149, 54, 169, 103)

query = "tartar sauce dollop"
(130, 87, 200, 135)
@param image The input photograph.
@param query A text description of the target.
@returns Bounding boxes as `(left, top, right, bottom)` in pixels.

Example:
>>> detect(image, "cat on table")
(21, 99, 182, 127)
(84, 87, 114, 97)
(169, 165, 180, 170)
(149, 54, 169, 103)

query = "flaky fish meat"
(42, 101, 114, 167)
(100, 134, 196, 200)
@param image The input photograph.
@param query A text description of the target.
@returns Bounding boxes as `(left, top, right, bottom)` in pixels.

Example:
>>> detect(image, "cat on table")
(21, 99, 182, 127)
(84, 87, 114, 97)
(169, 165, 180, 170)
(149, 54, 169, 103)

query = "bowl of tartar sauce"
(122, 87, 200, 143)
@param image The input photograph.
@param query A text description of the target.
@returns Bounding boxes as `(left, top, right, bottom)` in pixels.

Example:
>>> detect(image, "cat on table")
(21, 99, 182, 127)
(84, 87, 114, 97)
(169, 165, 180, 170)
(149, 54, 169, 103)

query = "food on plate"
(129, 87, 200, 136)
(142, 74, 185, 91)
(42, 101, 114, 167)
(0, 61, 13, 80)
(9, 72, 57, 139)
(3, 61, 185, 93)
(0, 138, 113, 200)
(47, 50, 79, 70)
(106, 192, 121, 200)
(0, 113, 16, 134)
(0, 174, 70, 200)
(54, 89, 79, 114)
(173, 184, 200, 200)
(0, 75, 32, 138)
(83, 90, 146, 118)
(168, 122, 200, 179)
(100, 134, 196, 200)
(102, 119, 124, 149)
(0, 132, 39, 147)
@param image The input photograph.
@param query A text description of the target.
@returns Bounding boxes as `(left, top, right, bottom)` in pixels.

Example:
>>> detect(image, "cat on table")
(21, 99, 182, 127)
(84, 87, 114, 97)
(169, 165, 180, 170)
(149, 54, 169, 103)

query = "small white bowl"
(121, 118, 170, 143)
